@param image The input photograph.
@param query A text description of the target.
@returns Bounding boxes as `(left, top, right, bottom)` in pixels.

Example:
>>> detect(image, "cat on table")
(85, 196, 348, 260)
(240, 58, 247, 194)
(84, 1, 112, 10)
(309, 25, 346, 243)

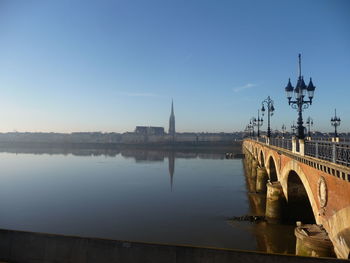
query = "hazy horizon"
(0, 128, 345, 135)
(1, 0, 349, 133)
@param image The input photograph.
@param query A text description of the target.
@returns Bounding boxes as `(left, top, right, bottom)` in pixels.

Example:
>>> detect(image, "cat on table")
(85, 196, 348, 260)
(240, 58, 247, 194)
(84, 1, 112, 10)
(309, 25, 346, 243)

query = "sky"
(0, 0, 349, 133)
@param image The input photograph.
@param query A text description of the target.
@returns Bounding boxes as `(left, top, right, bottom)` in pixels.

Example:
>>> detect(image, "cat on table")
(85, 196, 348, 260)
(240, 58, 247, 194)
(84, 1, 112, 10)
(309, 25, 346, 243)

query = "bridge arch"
(285, 170, 315, 223)
(280, 161, 319, 224)
(259, 149, 265, 168)
(266, 154, 278, 182)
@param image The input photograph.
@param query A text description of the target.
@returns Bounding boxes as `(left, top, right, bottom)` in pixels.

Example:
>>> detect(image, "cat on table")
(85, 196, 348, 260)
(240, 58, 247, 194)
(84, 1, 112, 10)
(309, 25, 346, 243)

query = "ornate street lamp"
(331, 109, 341, 138)
(291, 122, 297, 135)
(256, 110, 263, 137)
(246, 123, 252, 137)
(282, 124, 286, 138)
(285, 54, 316, 140)
(261, 96, 275, 138)
(249, 123, 254, 137)
(250, 117, 257, 137)
(306, 117, 313, 138)
(244, 125, 250, 137)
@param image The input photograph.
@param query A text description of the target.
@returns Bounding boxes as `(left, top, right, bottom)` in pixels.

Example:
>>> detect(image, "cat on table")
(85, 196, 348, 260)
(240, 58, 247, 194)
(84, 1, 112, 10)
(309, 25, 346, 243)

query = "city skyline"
(0, 0, 349, 133)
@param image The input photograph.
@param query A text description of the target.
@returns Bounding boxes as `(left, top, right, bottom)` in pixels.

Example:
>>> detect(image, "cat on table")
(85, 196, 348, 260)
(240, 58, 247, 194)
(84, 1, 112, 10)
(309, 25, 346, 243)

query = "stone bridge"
(243, 138, 350, 259)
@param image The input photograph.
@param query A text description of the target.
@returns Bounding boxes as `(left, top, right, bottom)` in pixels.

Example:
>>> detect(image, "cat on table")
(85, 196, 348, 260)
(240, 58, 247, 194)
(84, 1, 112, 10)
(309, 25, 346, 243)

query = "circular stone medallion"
(318, 176, 328, 208)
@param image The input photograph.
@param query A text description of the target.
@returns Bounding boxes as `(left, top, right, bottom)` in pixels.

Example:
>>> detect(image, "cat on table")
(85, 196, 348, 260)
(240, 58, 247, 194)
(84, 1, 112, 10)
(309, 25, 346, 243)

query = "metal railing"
(305, 141, 350, 167)
(257, 137, 266, 143)
(269, 137, 292, 151)
(305, 141, 332, 162)
(252, 137, 350, 167)
(312, 137, 350, 144)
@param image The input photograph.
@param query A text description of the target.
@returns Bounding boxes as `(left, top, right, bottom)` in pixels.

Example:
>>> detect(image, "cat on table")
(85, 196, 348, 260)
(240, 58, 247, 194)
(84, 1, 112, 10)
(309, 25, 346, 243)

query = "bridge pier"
(265, 181, 286, 223)
(256, 167, 268, 193)
(247, 177, 257, 192)
(251, 159, 258, 179)
(245, 158, 258, 192)
(295, 223, 335, 258)
(243, 152, 256, 192)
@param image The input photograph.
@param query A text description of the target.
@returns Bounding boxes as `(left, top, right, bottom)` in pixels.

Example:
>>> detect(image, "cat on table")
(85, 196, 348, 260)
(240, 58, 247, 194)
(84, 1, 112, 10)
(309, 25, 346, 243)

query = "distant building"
(169, 100, 175, 136)
(135, 126, 148, 135)
(148, 127, 165, 135)
(135, 126, 165, 136)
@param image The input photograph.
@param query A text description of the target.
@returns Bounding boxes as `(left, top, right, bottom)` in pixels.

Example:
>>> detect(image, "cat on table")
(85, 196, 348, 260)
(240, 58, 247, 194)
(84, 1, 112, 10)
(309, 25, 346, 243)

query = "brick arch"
(279, 161, 319, 224)
(258, 148, 266, 168)
(265, 151, 280, 181)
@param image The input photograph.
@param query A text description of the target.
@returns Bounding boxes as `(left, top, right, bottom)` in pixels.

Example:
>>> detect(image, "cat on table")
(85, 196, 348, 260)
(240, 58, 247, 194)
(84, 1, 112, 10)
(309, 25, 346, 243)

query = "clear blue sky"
(0, 0, 349, 133)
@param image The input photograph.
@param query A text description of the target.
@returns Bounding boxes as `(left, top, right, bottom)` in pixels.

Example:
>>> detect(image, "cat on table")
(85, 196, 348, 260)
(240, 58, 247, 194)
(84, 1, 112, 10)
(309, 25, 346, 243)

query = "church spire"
(171, 99, 174, 116)
(169, 99, 176, 137)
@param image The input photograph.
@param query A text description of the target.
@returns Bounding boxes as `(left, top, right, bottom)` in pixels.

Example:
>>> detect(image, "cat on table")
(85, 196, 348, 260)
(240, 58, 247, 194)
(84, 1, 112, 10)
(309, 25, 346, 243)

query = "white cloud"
(233, 83, 257, 92)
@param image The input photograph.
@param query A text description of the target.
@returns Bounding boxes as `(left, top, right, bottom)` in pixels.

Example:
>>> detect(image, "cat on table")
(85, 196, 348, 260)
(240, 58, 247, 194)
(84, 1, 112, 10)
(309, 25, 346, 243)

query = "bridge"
(243, 137, 350, 259)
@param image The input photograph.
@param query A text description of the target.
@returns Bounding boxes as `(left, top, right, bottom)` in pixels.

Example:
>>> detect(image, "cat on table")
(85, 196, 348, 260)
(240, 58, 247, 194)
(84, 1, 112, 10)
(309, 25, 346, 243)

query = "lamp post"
(244, 125, 250, 137)
(291, 122, 297, 136)
(246, 123, 253, 137)
(282, 124, 286, 138)
(284, 54, 316, 140)
(306, 117, 313, 138)
(331, 109, 341, 138)
(250, 117, 257, 137)
(249, 123, 254, 137)
(256, 110, 263, 137)
(261, 96, 275, 138)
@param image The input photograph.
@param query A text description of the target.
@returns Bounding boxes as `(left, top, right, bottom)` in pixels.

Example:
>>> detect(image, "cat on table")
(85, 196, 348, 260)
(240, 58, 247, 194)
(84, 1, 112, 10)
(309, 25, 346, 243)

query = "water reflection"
(0, 146, 296, 255)
(0, 146, 226, 193)
(248, 193, 266, 217)
(254, 222, 295, 254)
(169, 152, 175, 191)
(0, 146, 226, 160)
(0, 147, 248, 250)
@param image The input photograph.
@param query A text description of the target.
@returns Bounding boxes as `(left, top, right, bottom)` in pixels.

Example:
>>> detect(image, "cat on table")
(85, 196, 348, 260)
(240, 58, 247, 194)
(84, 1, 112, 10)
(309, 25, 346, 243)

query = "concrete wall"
(0, 229, 345, 263)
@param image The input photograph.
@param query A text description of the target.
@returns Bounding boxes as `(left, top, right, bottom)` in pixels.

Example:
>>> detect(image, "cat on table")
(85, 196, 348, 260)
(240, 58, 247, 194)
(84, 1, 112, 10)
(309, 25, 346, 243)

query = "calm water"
(0, 148, 295, 254)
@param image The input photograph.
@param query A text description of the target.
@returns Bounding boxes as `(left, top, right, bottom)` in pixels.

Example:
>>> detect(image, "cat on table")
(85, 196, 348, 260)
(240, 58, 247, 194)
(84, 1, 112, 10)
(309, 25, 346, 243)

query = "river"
(0, 148, 295, 254)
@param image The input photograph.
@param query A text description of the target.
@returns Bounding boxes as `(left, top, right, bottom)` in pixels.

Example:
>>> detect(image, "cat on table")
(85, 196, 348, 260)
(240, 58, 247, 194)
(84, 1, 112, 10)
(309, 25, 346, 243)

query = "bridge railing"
(257, 137, 266, 143)
(305, 141, 350, 167)
(335, 143, 350, 166)
(311, 137, 350, 144)
(269, 137, 292, 151)
(250, 137, 350, 167)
